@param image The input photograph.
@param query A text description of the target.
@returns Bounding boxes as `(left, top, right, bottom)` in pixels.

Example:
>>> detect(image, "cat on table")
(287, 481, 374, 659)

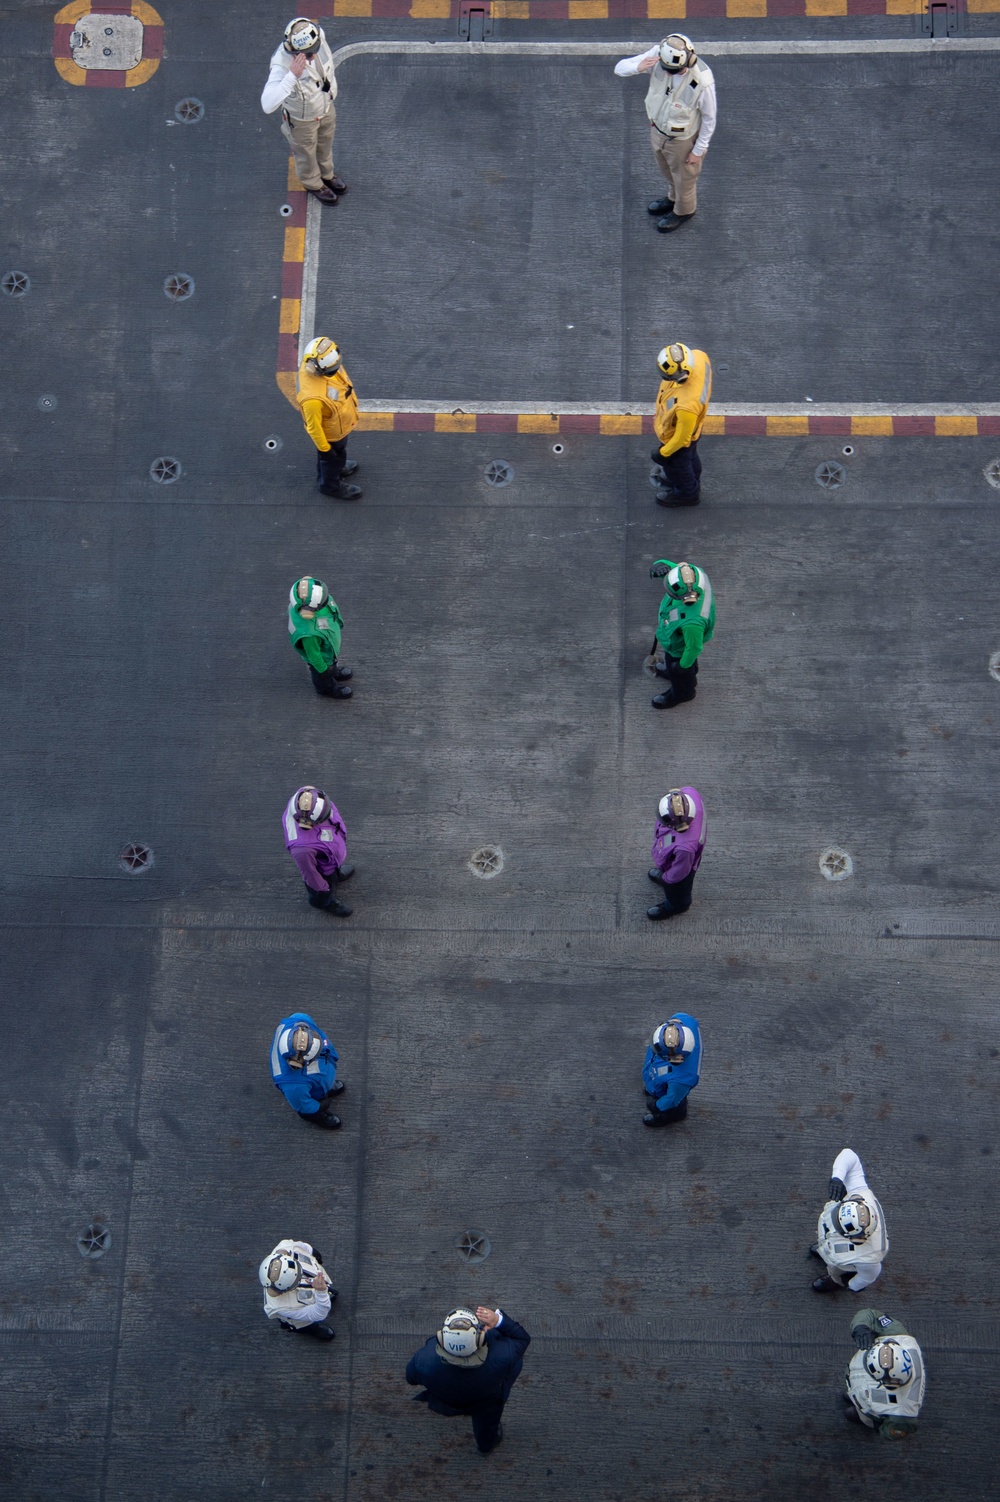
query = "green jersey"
(288, 598, 344, 673)
(654, 561, 715, 668)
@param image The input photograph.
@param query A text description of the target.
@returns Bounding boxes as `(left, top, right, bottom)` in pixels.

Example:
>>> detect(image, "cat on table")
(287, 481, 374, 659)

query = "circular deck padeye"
(469, 846, 503, 879)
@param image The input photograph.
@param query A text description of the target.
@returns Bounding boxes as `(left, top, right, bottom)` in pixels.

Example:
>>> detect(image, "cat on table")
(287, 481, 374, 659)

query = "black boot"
(646, 901, 676, 920)
(311, 667, 353, 699)
(332, 663, 353, 680)
(324, 899, 353, 916)
(340, 459, 358, 477)
(812, 1275, 841, 1293)
(651, 688, 696, 709)
(300, 1108, 342, 1129)
(656, 489, 700, 508)
(656, 212, 695, 233)
(334, 862, 355, 882)
(648, 868, 665, 884)
(647, 196, 674, 216)
(322, 482, 363, 501)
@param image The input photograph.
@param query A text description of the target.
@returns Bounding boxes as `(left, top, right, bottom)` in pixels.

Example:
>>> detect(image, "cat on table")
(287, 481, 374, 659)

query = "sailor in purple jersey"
(282, 785, 355, 916)
(647, 786, 706, 920)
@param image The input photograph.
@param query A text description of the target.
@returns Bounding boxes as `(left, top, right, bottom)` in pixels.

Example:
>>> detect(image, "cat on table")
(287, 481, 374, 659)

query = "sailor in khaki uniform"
(261, 18, 346, 205)
(615, 34, 717, 233)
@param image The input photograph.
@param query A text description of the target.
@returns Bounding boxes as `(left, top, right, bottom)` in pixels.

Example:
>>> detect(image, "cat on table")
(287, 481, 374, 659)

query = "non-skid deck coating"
(313, 48, 1000, 407)
(1, 4, 1000, 1500)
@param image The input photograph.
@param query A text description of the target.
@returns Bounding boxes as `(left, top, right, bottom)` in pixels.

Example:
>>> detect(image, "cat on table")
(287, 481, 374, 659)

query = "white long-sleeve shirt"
(825, 1149, 885, 1292)
(614, 48, 717, 156)
(261, 43, 338, 117)
(261, 1240, 332, 1328)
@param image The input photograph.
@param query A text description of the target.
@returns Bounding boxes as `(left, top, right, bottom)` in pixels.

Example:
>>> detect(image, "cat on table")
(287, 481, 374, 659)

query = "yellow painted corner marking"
(492, 0, 530, 14)
(280, 298, 301, 334)
(851, 415, 894, 436)
(435, 413, 478, 433)
(125, 58, 160, 87)
(600, 414, 643, 435)
(935, 415, 978, 436)
(726, 0, 766, 15)
(131, 0, 164, 23)
(54, 56, 87, 85)
(276, 371, 297, 405)
(333, 0, 373, 14)
(283, 227, 306, 262)
(966, 0, 1000, 12)
(517, 414, 561, 434)
(806, 0, 847, 12)
(55, 0, 89, 21)
(410, 0, 450, 14)
(701, 413, 726, 436)
(885, 0, 923, 10)
(766, 415, 809, 436)
(647, 0, 686, 15)
(287, 159, 306, 193)
(357, 411, 395, 431)
(569, 0, 609, 17)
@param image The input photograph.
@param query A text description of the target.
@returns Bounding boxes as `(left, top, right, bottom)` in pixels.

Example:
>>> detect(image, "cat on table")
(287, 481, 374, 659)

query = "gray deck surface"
(0, 6, 998, 1502)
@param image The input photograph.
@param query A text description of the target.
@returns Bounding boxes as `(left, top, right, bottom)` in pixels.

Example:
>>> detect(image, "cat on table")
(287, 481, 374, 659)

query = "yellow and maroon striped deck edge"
(351, 411, 1000, 435)
(275, 171, 1000, 437)
(332, 0, 1000, 16)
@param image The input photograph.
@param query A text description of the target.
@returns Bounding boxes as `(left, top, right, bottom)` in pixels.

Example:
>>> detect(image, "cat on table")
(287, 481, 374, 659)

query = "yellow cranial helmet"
(657, 343, 694, 383)
(304, 337, 342, 376)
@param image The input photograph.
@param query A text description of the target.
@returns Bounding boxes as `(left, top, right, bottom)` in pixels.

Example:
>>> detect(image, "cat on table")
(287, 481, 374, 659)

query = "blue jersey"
(642, 1011, 702, 1113)
(270, 1011, 338, 1115)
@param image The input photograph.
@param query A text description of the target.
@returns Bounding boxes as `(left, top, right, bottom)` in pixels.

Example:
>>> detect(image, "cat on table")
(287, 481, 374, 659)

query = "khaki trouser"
(281, 105, 336, 191)
(650, 128, 702, 217)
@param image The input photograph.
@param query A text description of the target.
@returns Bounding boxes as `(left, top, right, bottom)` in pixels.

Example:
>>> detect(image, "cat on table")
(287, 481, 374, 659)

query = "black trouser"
(316, 438, 349, 493)
(309, 659, 344, 695)
(654, 649, 698, 703)
(470, 1400, 505, 1453)
(652, 869, 696, 914)
(306, 874, 343, 908)
(657, 439, 701, 501)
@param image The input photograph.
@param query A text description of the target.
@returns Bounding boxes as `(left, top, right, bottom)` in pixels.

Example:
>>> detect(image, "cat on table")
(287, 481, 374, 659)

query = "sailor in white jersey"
(614, 34, 717, 233)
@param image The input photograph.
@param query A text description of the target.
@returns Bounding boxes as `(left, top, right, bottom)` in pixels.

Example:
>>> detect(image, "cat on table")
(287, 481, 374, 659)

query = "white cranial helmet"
(259, 1250, 302, 1292)
(864, 1339, 913, 1388)
(836, 1197, 874, 1240)
(439, 1308, 484, 1357)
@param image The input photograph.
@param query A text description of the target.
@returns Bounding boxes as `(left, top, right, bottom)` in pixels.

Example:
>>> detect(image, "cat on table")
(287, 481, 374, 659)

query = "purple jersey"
(282, 789, 348, 891)
(651, 785, 706, 884)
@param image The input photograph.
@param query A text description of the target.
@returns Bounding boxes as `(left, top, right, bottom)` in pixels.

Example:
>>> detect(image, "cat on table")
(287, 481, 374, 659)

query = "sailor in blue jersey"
(270, 1011, 345, 1129)
(642, 1013, 702, 1126)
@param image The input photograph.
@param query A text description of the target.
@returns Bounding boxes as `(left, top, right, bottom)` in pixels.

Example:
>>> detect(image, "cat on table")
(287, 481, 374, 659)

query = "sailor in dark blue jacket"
(405, 1305, 531, 1454)
(642, 1012, 702, 1126)
(269, 1012, 345, 1129)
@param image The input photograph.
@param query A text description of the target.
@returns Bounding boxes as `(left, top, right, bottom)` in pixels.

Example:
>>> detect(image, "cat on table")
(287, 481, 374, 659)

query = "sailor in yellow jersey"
(296, 336, 363, 500)
(651, 343, 712, 508)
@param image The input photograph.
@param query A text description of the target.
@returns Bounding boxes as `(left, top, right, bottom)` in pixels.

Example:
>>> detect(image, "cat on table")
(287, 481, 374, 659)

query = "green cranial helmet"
(290, 577, 329, 611)
(665, 562, 702, 603)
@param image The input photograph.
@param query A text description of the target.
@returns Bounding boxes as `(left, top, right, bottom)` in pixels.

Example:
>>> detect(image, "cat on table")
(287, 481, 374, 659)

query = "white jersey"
(644, 61, 714, 141)
(816, 1149, 888, 1291)
(261, 34, 337, 121)
(847, 1338, 925, 1427)
(261, 1239, 331, 1328)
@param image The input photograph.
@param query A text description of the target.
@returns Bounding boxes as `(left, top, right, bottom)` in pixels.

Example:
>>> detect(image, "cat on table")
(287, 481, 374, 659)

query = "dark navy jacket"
(405, 1312, 531, 1413)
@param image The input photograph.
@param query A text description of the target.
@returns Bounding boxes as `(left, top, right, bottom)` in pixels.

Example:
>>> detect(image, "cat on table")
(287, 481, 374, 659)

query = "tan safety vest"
(269, 38, 337, 122)
(654, 350, 712, 445)
(645, 61, 713, 140)
(296, 360, 360, 443)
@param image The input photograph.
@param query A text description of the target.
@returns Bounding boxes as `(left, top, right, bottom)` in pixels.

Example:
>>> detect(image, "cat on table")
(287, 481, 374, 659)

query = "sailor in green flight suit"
(645, 559, 714, 709)
(287, 576, 353, 698)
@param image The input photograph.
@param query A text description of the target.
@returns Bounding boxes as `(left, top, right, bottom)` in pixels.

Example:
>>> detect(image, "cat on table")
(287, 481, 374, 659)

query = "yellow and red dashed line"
(53, 1, 163, 89)
(332, 0, 999, 17)
(350, 412, 1000, 434)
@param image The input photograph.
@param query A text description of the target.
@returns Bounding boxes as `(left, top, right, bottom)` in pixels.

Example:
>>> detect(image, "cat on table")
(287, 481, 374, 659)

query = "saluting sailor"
(614, 34, 717, 233)
(261, 18, 347, 206)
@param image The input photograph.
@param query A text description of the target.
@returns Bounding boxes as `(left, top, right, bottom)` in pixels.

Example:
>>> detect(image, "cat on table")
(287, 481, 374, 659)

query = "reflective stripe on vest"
(666, 574, 712, 625)
(644, 62, 710, 139)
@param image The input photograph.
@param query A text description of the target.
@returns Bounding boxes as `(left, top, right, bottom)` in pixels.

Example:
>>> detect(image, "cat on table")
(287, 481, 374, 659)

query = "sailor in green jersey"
(646, 559, 714, 709)
(288, 577, 353, 698)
